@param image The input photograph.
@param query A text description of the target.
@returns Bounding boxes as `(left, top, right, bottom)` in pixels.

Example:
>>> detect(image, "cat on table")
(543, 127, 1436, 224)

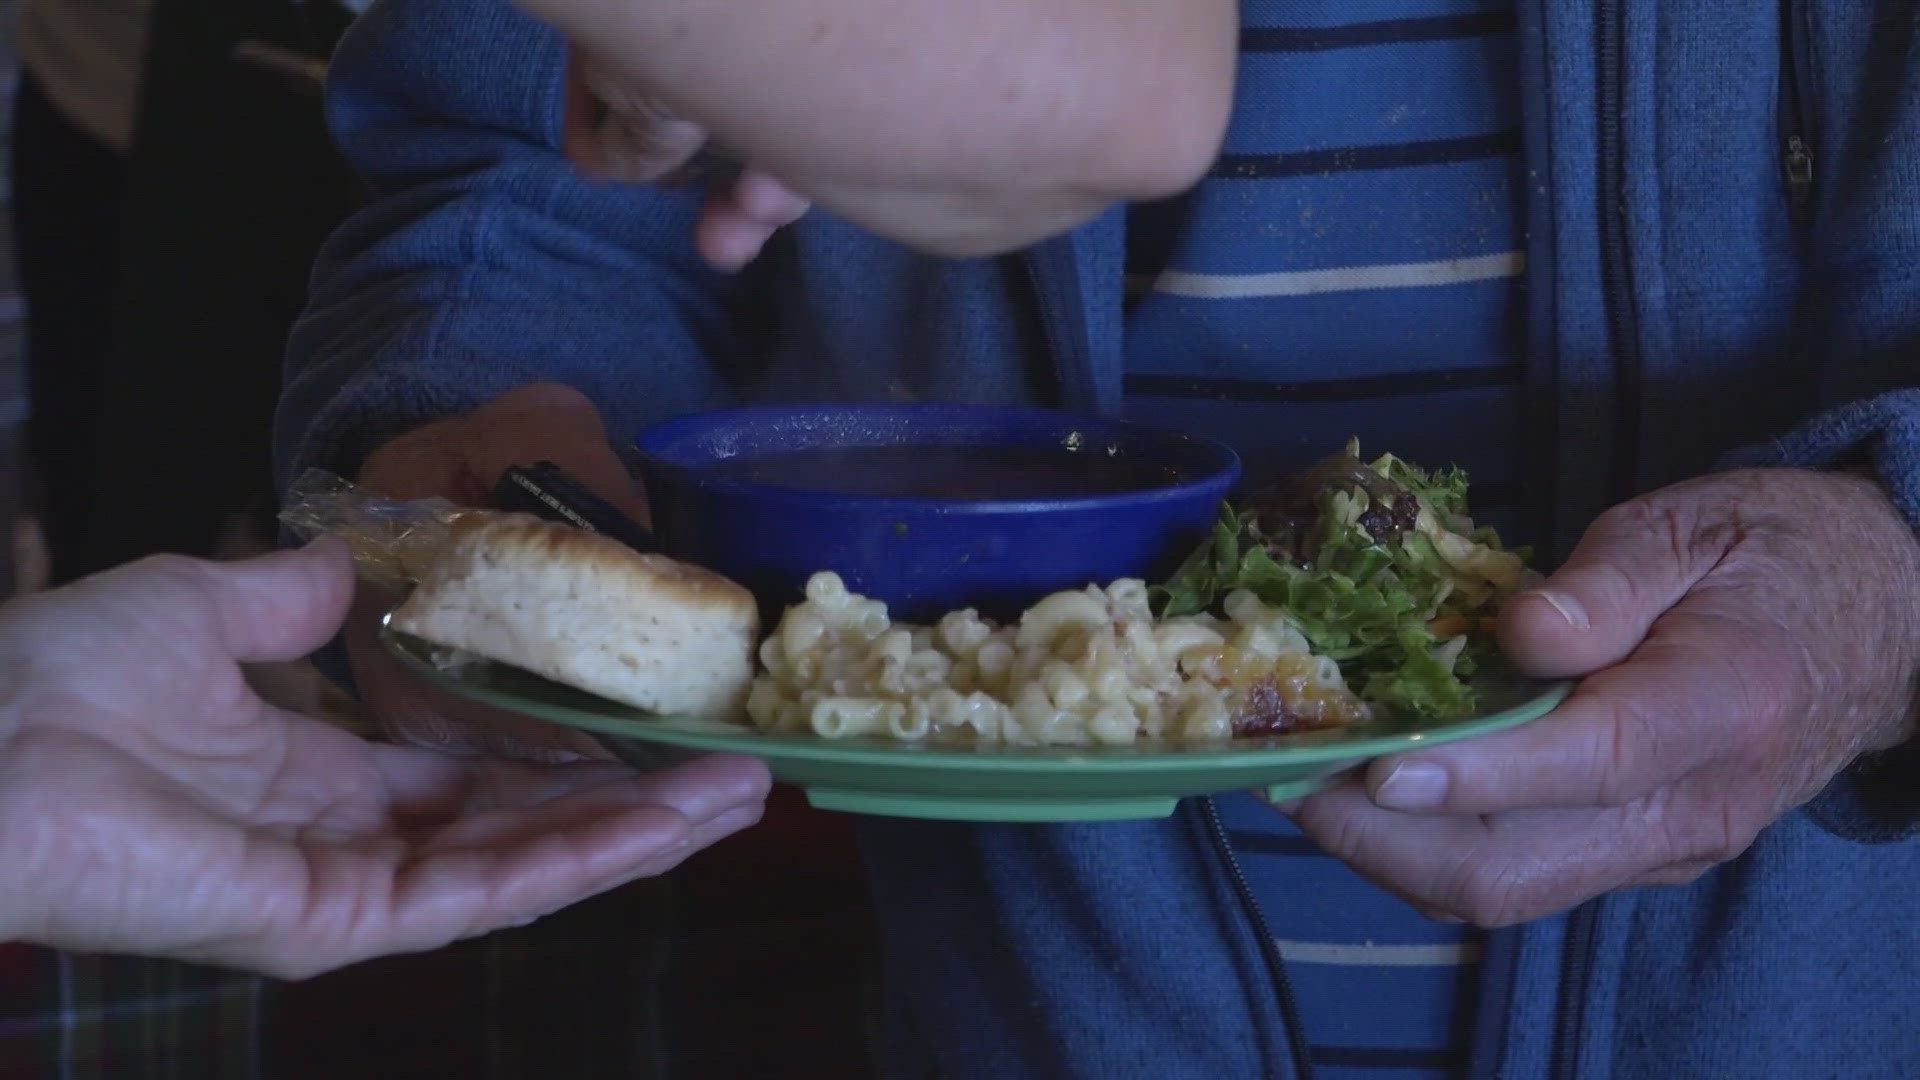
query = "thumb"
(197, 538, 358, 664)
(1499, 498, 1722, 678)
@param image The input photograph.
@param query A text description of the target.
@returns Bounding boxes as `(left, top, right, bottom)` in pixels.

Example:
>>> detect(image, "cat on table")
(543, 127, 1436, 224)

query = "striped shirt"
(1123, 4, 1527, 1078)
(1123, 0, 1529, 516)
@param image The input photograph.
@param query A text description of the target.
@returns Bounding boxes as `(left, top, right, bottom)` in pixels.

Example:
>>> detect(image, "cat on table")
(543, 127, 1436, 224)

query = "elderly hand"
(0, 540, 769, 978)
(1285, 468, 1920, 926)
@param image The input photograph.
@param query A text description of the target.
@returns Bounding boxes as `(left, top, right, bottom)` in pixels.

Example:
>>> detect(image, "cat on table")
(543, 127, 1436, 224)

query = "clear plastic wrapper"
(278, 470, 698, 769)
(277, 469, 480, 592)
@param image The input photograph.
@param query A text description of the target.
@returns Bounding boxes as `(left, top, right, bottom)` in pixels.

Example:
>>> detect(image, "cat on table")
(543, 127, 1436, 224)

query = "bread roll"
(390, 513, 759, 718)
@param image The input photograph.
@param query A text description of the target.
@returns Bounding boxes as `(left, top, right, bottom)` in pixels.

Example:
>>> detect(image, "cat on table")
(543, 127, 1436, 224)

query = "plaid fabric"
(0, 947, 263, 1080)
(1, 786, 877, 1080)
(265, 785, 878, 1080)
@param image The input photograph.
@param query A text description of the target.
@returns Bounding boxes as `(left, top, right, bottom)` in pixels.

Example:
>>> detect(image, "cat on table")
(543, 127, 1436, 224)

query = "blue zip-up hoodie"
(277, 2, 1920, 1077)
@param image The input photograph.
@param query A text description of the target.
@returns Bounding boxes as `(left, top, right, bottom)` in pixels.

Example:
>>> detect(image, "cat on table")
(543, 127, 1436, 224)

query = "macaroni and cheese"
(746, 572, 1371, 746)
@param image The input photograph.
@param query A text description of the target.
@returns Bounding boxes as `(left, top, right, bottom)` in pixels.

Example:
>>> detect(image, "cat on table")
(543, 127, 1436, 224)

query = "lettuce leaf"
(1151, 443, 1529, 721)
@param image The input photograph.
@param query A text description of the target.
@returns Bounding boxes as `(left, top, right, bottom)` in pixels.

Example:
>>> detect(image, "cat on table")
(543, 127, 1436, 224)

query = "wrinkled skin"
(1282, 469, 1920, 926)
(0, 541, 769, 978)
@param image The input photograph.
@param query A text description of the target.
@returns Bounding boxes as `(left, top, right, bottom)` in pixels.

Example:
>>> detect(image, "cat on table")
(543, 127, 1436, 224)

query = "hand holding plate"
(1282, 469, 1920, 925)
(0, 542, 768, 976)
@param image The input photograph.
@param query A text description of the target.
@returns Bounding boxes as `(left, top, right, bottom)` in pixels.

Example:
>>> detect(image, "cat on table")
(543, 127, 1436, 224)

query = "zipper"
(1594, 0, 1642, 505)
(1547, 904, 1601, 1080)
(1784, 134, 1815, 218)
(1025, 236, 1100, 413)
(1580, 0, 1630, 1052)
(1778, 0, 1819, 239)
(1200, 797, 1316, 1080)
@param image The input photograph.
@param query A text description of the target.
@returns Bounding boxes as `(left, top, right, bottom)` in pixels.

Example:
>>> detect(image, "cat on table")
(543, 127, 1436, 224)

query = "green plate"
(380, 619, 1570, 823)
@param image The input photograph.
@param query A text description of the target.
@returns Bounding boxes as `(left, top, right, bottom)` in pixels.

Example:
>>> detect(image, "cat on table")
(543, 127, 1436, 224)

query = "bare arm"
(521, 0, 1238, 255)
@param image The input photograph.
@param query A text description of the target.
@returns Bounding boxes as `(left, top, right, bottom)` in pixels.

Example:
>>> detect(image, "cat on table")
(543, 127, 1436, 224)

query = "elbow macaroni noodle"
(747, 572, 1371, 746)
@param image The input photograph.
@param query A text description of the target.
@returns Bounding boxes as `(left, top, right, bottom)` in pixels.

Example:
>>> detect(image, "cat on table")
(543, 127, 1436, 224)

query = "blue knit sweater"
(278, 2, 1920, 1077)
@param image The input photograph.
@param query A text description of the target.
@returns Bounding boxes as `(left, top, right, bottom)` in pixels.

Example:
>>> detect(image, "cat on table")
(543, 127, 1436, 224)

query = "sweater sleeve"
(272, 0, 753, 693)
(1719, 389, 1920, 843)
(273, 0, 747, 497)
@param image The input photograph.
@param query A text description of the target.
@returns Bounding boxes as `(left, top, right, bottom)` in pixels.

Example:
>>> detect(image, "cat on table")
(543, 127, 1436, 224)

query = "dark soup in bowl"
(633, 404, 1240, 624)
(697, 442, 1187, 501)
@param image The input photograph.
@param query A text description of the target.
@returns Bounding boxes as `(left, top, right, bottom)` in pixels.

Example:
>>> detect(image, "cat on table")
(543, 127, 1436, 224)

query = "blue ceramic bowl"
(632, 404, 1241, 625)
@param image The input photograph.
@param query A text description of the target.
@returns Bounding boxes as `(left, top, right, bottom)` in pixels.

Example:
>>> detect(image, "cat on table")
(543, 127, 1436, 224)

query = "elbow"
(916, 27, 1232, 258)
(797, 4, 1237, 259)
(1131, 91, 1233, 200)
(1084, 13, 1236, 201)
(1098, 70, 1233, 202)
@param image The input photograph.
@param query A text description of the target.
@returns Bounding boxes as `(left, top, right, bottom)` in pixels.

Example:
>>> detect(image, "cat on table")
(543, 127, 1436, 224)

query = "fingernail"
(1531, 588, 1590, 632)
(1250, 788, 1303, 813)
(1374, 762, 1449, 811)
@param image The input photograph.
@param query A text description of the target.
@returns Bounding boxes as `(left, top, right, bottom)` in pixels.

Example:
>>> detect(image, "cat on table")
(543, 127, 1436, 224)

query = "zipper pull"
(1785, 134, 1815, 206)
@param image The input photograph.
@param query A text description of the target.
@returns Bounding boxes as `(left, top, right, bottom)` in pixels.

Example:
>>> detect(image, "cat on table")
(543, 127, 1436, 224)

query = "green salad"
(1152, 440, 1537, 720)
